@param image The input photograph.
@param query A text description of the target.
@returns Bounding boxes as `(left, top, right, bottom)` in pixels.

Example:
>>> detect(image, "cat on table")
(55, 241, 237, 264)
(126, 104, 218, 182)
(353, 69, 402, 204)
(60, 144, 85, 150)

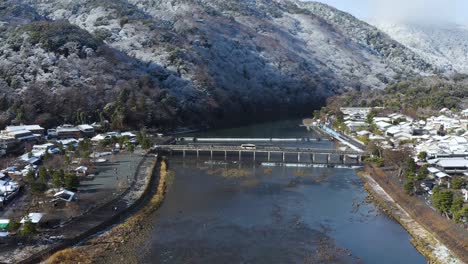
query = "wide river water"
(140, 120, 426, 263)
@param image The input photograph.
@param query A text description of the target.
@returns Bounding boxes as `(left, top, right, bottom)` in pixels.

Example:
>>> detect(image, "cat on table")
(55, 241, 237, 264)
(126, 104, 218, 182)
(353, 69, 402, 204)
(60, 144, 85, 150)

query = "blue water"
(140, 119, 426, 263)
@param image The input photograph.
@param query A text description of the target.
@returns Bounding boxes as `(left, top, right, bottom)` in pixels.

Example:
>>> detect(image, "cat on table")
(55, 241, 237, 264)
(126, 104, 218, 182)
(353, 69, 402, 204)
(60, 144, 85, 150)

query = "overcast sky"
(310, 0, 468, 25)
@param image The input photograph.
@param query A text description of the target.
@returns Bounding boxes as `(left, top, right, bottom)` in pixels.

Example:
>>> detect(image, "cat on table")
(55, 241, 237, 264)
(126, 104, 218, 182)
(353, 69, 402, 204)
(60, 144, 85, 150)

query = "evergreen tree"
(404, 181, 414, 195)
(51, 170, 64, 189)
(451, 196, 464, 214)
(432, 189, 454, 216)
(37, 167, 48, 184)
(64, 173, 80, 191)
(451, 177, 464, 189)
(20, 218, 37, 237)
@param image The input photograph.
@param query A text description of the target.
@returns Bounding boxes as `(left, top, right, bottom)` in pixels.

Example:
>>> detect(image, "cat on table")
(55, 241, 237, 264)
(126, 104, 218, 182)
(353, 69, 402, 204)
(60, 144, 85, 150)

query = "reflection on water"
(140, 119, 425, 264)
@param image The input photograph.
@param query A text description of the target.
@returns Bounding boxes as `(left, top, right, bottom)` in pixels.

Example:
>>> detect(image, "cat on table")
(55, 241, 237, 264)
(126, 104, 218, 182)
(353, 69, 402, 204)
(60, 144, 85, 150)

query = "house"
(435, 158, 468, 174)
(75, 166, 88, 176)
(0, 219, 9, 230)
(427, 167, 440, 179)
(120, 132, 137, 139)
(0, 135, 16, 146)
(0, 219, 9, 237)
(376, 121, 392, 131)
(0, 135, 22, 156)
(77, 124, 95, 138)
(435, 171, 451, 186)
(393, 132, 413, 141)
(31, 143, 55, 157)
(1, 129, 37, 142)
(20, 213, 43, 224)
(344, 121, 368, 132)
(356, 130, 371, 136)
(340, 107, 371, 120)
(4, 125, 45, 135)
(53, 190, 76, 202)
(462, 109, 468, 117)
(373, 117, 392, 123)
(0, 179, 19, 194)
(56, 125, 82, 139)
(58, 138, 79, 149)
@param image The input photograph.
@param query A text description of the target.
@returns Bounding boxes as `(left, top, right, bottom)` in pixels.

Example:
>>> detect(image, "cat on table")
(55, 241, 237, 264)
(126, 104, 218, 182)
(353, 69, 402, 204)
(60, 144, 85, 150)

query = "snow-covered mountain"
(370, 20, 468, 74)
(0, 0, 435, 129)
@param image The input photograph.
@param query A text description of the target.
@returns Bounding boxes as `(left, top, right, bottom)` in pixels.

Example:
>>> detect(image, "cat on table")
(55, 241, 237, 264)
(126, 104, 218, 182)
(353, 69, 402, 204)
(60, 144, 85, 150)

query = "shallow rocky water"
(139, 120, 426, 263)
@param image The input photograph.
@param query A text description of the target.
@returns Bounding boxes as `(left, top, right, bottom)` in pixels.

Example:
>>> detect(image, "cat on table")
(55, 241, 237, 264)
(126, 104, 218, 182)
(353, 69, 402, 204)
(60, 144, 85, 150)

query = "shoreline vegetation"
(45, 158, 169, 264)
(358, 165, 466, 264)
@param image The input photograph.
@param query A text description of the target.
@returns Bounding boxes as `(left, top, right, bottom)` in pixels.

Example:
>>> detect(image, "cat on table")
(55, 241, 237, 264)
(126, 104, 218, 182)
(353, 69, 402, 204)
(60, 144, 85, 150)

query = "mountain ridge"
(369, 19, 468, 74)
(0, 0, 436, 129)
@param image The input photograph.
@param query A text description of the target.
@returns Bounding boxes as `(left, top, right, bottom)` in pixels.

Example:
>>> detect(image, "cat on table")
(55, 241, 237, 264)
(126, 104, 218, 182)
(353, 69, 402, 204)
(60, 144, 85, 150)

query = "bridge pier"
(343, 155, 347, 164)
(268, 152, 271, 162)
(327, 154, 331, 164)
(239, 151, 241, 161)
(312, 154, 315, 163)
(196, 149, 199, 159)
(282, 152, 285, 162)
(298, 152, 300, 162)
(210, 150, 213, 160)
(225, 150, 227, 160)
(183, 149, 186, 158)
(253, 151, 256, 161)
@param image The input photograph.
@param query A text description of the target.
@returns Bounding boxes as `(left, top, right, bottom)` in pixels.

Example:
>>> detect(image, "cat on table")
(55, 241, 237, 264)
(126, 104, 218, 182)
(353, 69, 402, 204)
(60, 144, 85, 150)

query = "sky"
(310, 0, 468, 25)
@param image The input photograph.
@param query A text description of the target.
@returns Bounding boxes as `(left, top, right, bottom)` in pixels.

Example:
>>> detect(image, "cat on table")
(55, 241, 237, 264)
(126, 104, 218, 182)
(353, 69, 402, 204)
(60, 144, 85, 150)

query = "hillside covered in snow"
(371, 20, 468, 74)
(0, 0, 435, 129)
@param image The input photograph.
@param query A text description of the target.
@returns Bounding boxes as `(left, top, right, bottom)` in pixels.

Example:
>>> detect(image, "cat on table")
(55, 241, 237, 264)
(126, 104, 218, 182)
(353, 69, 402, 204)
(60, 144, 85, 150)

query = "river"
(139, 119, 426, 263)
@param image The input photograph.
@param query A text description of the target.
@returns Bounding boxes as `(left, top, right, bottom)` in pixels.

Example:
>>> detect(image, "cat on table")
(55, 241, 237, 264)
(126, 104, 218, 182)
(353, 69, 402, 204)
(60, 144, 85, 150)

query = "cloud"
(368, 0, 463, 24)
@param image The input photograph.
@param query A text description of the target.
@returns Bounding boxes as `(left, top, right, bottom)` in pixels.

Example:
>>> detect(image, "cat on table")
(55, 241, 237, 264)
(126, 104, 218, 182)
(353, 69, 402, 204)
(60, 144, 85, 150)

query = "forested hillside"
(0, 0, 435, 129)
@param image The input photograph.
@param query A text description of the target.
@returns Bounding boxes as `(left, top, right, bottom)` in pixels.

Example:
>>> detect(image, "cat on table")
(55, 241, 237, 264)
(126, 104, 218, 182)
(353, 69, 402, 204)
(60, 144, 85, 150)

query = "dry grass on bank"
(362, 164, 468, 263)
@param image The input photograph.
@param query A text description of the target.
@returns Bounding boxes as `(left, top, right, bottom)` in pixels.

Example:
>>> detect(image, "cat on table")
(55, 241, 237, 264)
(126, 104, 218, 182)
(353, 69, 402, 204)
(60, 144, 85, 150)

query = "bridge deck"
(155, 145, 367, 156)
(176, 137, 331, 142)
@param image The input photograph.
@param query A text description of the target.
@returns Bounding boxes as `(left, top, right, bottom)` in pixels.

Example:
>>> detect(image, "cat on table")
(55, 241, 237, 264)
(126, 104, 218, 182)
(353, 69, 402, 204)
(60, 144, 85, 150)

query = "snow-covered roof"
(21, 213, 44, 224)
(376, 121, 392, 130)
(5, 125, 44, 132)
(75, 166, 88, 172)
(77, 124, 94, 131)
(369, 135, 386, 140)
(373, 117, 391, 122)
(436, 158, 468, 168)
(427, 167, 440, 174)
(121, 132, 136, 138)
(54, 190, 76, 202)
(435, 172, 451, 178)
(356, 130, 371, 136)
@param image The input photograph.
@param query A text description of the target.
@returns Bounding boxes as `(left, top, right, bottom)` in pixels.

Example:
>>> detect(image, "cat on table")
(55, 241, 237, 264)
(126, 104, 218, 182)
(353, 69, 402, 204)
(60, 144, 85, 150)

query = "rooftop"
(5, 125, 44, 132)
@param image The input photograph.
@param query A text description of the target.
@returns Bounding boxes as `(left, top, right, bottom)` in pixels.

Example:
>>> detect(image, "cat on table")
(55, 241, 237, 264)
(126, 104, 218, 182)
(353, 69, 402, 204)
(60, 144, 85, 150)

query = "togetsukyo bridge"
(154, 138, 369, 165)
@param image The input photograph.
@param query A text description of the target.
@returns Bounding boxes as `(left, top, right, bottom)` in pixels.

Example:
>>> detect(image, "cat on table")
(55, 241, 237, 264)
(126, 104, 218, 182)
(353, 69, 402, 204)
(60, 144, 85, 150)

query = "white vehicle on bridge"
(240, 144, 256, 150)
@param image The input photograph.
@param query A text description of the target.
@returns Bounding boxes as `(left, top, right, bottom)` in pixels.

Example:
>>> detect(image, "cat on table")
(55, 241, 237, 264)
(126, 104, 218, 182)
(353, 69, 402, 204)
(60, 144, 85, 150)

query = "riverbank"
(45, 158, 169, 264)
(358, 165, 467, 264)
